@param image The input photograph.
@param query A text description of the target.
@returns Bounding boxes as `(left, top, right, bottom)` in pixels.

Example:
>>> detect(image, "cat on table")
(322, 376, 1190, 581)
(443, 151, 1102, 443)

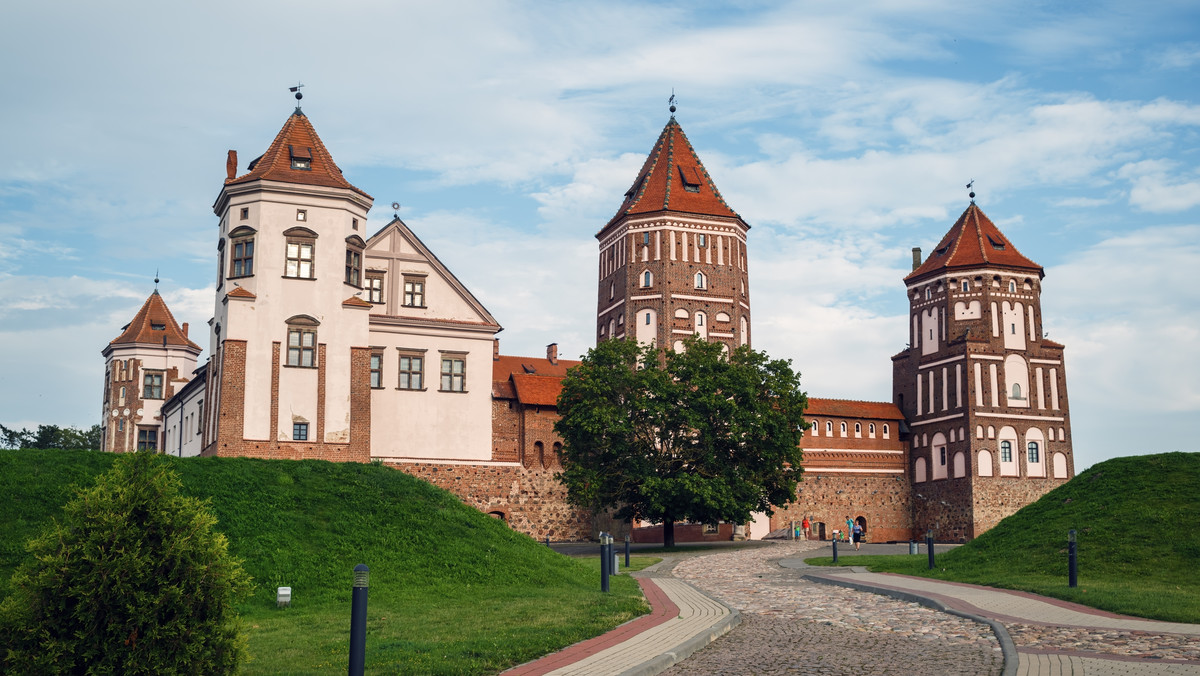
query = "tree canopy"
(0, 450, 252, 674)
(555, 337, 808, 546)
(0, 423, 101, 450)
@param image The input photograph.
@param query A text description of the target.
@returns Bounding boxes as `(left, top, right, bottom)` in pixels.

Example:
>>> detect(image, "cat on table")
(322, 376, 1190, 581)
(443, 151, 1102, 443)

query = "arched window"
(694, 271, 707, 289)
(924, 287, 931, 300)
(869, 423, 876, 435)
(854, 422, 861, 435)
(1008, 280, 1016, 292)
(811, 420, 819, 436)
(1011, 383, 1022, 399)
(1000, 440, 1013, 463)
(826, 421, 832, 434)
(961, 280, 969, 292)
(882, 424, 889, 438)
(839, 422, 847, 435)
(1027, 441, 1039, 464)
(642, 270, 653, 288)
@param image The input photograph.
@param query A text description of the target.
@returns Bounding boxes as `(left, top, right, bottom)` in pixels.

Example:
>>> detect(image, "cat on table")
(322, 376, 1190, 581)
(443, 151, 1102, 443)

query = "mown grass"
(806, 452, 1200, 623)
(0, 450, 649, 674)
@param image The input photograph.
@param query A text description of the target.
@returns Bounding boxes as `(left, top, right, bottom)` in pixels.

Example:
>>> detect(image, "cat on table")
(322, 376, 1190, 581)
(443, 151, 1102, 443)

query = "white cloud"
(1117, 160, 1200, 213)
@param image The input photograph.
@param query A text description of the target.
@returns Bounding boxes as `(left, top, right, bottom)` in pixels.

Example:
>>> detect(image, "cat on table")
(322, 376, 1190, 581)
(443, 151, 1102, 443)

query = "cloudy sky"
(2, 1, 1197, 470)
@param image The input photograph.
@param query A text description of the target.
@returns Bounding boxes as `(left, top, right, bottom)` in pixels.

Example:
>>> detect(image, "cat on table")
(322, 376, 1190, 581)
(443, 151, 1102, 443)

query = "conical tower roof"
(226, 109, 371, 199)
(603, 118, 742, 232)
(108, 291, 202, 351)
(907, 202, 1042, 282)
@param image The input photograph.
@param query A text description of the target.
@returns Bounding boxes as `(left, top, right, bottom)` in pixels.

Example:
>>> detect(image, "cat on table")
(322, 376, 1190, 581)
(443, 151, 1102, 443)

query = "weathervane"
(669, 90, 677, 117)
(391, 201, 401, 218)
(966, 179, 976, 202)
(290, 82, 305, 111)
(154, 268, 160, 292)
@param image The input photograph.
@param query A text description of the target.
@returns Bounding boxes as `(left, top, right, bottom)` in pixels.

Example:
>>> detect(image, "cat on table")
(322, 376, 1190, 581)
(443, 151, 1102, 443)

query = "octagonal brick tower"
(892, 202, 1075, 540)
(596, 115, 751, 353)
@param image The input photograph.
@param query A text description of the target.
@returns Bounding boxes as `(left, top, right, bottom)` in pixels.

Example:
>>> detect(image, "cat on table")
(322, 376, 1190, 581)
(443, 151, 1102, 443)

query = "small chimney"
(547, 343, 558, 365)
(911, 247, 922, 272)
(226, 150, 238, 181)
(493, 338, 500, 361)
(182, 323, 189, 338)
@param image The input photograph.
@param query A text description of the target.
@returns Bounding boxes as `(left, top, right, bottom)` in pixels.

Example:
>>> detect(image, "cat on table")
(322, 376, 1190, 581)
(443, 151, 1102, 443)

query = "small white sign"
(277, 587, 292, 607)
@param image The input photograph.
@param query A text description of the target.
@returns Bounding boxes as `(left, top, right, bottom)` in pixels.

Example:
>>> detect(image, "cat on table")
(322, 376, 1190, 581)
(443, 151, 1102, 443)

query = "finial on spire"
(289, 82, 305, 112)
(669, 90, 677, 117)
(391, 201, 400, 218)
(966, 179, 976, 203)
(154, 269, 160, 293)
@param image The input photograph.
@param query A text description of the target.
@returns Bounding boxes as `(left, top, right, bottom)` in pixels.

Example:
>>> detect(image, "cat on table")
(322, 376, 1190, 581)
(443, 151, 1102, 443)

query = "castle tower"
(101, 290, 202, 453)
(892, 202, 1075, 540)
(204, 103, 374, 460)
(596, 115, 751, 352)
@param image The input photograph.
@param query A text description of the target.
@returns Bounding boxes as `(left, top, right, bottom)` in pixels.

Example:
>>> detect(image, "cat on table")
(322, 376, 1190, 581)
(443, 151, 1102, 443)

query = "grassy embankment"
(807, 452, 1200, 623)
(0, 450, 653, 674)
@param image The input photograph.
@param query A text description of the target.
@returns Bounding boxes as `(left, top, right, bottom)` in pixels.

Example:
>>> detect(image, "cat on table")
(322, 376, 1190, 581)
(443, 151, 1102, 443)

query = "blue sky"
(1, 1, 1197, 471)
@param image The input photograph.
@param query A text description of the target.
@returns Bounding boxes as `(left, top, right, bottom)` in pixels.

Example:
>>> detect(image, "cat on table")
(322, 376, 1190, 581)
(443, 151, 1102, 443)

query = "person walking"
(852, 521, 863, 550)
(801, 516, 810, 540)
(845, 516, 854, 543)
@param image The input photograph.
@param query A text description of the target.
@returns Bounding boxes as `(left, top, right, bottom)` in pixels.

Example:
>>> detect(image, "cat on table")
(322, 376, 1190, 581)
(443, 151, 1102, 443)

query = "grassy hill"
(811, 452, 1200, 622)
(0, 450, 647, 674)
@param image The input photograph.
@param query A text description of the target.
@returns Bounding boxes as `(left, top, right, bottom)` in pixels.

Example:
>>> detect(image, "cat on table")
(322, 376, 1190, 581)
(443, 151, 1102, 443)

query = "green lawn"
(0, 450, 649, 674)
(806, 452, 1200, 623)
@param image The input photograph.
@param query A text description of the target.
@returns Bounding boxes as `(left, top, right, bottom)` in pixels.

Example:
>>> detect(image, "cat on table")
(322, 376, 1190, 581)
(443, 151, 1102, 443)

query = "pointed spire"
(225, 109, 371, 199)
(906, 202, 1043, 282)
(109, 291, 202, 350)
(604, 117, 741, 230)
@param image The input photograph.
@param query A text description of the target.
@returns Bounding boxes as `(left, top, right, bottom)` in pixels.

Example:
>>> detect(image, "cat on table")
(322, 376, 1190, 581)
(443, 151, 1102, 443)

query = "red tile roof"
(109, 291, 201, 350)
(342, 296, 373, 308)
(226, 110, 371, 199)
(226, 286, 256, 299)
(907, 203, 1042, 282)
(491, 353, 582, 407)
(604, 118, 742, 230)
(806, 398, 903, 421)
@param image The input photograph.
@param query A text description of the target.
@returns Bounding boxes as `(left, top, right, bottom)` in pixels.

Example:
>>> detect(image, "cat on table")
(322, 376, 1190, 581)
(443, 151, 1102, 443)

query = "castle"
(101, 102, 1075, 542)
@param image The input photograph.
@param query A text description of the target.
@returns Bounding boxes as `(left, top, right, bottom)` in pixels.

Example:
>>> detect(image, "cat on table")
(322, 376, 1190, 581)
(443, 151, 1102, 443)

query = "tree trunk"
(664, 519, 675, 548)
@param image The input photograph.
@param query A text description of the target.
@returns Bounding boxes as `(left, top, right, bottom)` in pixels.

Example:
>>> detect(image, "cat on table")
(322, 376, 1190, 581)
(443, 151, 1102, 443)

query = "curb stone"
(801, 572, 1017, 676)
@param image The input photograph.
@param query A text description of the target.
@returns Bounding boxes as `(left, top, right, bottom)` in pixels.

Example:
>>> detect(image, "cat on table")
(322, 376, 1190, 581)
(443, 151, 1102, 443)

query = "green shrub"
(0, 451, 252, 675)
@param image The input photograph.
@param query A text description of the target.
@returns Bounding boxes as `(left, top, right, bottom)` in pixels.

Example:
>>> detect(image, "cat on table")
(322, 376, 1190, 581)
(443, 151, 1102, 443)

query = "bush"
(0, 451, 252, 674)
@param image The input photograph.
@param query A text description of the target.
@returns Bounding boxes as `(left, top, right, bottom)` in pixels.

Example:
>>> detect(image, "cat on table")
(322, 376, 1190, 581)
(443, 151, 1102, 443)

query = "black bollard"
(1068, 529, 1078, 588)
(625, 534, 631, 568)
(600, 533, 611, 592)
(926, 530, 935, 570)
(832, 537, 838, 564)
(348, 564, 369, 676)
(545, 536, 550, 547)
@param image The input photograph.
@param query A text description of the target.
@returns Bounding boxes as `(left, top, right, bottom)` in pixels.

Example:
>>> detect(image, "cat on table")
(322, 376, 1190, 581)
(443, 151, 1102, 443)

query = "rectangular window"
(1028, 442, 1040, 463)
(698, 234, 706, 247)
(285, 240, 315, 279)
(370, 353, 383, 388)
(398, 354, 423, 390)
(345, 249, 361, 286)
(366, 274, 384, 303)
(240, 207, 249, 220)
(403, 278, 426, 307)
(137, 428, 158, 451)
(287, 328, 317, 367)
(296, 209, 307, 221)
(440, 357, 465, 392)
(143, 372, 163, 399)
(293, 423, 308, 441)
(231, 238, 254, 277)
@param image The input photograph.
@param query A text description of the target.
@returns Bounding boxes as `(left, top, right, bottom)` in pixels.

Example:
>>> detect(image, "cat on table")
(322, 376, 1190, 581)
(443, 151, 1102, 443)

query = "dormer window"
(151, 323, 166, 331)
(289, 145, 312, 171)
(988, 235, 1006, 250)
(678, 165, 702, 193)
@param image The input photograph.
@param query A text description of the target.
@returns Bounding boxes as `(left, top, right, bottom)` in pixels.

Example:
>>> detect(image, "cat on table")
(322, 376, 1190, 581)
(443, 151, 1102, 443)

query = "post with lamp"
(1068, 529, 1078, 588)
(348, 564, 369, 676)
(926, 529, 935, 570)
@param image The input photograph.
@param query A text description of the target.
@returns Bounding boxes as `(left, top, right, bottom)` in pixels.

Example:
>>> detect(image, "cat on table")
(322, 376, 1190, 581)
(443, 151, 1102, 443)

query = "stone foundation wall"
(911, 477, 975, 542)
(971, 475, 1068, 535)
(772, 472, 914, 543)
(387, 461, 592, 542)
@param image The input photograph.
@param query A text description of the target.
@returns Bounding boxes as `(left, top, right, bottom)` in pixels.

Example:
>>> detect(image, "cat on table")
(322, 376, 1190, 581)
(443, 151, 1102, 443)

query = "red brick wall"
(388, 461, 592, 541)
(631, 522, 738, 543)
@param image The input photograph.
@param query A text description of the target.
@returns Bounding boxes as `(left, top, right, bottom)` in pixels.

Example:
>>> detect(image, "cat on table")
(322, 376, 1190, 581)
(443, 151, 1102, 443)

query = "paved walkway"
(502, 541, 1199, 675)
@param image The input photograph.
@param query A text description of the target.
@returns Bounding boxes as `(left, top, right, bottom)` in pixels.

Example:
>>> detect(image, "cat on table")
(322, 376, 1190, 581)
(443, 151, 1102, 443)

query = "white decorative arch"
(1004, 354, 1031, 408)
(915, 457, 927, 483)
(674, 308, 689, 319)
(636, 308, 657, 345)
(976, 425, 984, 439)
(1053, 452, 1069, 479)
(953, 451, 966, 478)
(740, 317, 748, 346)
(715, 311, 731, 322)
(998, 426, 1019, 476)
(640, 269, 653, 288)
(921, 307, 940, 355)
(954, 300, 982, 320)
(1002, 301, 1027, 350)
(931, 432, 948, 480)
(978, 450, 994, 477)
(694, 311, 708, 339)
(811, 420, 820, 437)
(672, 340, 684, 352)
(1025, 427, 1046, 477)
(694, 271, 707, 289)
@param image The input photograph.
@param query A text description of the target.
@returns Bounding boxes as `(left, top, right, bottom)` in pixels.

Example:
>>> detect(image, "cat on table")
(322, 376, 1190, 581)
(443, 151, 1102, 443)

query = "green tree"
(0, 451, 252, 675)
(555, 336, 808, 547)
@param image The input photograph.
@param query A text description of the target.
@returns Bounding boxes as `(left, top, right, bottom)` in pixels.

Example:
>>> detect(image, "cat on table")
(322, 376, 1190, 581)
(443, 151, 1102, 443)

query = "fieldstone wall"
(387, 461, 592, 542)
(971, 475, 1068, 535)
(773, 472, 914, 543)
